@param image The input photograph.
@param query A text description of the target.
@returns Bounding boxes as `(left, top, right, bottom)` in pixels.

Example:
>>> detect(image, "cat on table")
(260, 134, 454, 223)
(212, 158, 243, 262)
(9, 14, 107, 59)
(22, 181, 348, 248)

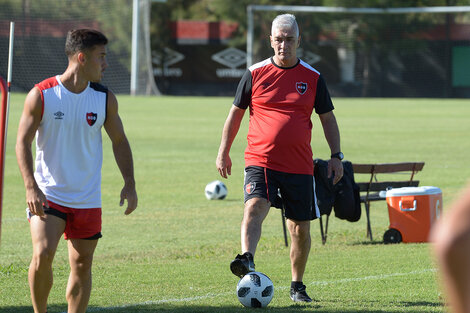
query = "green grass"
(1, 94, 469, 312)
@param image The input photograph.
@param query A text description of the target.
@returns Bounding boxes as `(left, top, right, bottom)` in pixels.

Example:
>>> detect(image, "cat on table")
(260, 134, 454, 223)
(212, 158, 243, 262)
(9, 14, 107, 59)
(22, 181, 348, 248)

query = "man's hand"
(216, 153, 232, 179)
(216, 105, 245, 179)
(120, 184, 138, 215)
(328, 158, 343, 185)
(26, 186, 48, 217)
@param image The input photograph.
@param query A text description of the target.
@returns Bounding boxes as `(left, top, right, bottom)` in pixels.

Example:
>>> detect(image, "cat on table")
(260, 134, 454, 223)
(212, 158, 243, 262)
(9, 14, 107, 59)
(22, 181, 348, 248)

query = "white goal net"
(247, 5, 470, 98)
(0, 0, 159, 95)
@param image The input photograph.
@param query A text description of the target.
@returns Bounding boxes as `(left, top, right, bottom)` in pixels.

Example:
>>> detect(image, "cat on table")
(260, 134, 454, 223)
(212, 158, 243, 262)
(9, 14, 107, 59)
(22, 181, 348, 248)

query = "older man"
(216, 14, 343, 302)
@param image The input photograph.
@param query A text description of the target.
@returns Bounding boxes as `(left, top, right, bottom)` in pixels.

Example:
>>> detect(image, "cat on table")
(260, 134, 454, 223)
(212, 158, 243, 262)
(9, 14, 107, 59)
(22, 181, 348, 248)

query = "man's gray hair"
(271, 14, 299, 38)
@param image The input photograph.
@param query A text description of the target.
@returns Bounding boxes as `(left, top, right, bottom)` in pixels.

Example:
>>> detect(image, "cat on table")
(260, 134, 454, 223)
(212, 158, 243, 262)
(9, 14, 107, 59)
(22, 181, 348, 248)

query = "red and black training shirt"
(233, 57, 334, 175)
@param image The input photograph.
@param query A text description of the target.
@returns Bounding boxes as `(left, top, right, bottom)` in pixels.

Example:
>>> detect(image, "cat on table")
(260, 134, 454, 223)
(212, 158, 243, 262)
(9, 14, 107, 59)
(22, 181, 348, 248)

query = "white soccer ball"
(237, 272, 274, 308)
(204, 180, 228, 200)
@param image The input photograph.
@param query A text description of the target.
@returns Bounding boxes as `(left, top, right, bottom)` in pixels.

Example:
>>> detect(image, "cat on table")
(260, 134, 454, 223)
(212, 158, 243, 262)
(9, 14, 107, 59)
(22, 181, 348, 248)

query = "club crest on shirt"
(245, 182, 256, 194)
(86, 112, 97, 126)
(296, 82, 308, 95)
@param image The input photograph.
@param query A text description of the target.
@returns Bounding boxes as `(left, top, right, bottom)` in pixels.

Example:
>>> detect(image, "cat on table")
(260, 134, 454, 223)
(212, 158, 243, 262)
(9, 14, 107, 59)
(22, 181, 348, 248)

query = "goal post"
(131, 0, 166, 96)
(1, 1, 160, 95)
(247, 5, 470, 98)
(247, 4, 470, 66)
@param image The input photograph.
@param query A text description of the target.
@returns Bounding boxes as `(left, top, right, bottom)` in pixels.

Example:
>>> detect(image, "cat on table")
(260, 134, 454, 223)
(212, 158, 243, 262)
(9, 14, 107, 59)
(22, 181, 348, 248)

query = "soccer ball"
(204, 180, 228, 200)
(236, 272, 274, 308)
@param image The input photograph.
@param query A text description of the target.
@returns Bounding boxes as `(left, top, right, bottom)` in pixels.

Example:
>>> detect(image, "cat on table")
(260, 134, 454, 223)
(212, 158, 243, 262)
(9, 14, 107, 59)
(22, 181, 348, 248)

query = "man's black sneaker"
(290, 284, 312, 303)
(230, 252, 255, 278)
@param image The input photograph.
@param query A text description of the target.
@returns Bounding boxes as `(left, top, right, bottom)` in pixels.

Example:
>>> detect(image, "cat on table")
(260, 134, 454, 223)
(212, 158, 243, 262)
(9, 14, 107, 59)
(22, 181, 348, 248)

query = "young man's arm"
(16, 87, 48, 216)
(104, 91, 138, 215)
(216, 105, 246, 179)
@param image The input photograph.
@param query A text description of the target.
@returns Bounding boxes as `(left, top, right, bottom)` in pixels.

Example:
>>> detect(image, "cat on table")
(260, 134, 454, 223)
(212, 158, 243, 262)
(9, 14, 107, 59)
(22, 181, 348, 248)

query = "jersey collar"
(270, 57, 300, 70)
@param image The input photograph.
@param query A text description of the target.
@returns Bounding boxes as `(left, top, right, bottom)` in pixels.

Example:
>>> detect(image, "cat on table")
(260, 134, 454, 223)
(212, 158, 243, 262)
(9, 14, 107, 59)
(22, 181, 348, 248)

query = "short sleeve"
(314, 75, 334, 114)
(233, 69, 252, 110)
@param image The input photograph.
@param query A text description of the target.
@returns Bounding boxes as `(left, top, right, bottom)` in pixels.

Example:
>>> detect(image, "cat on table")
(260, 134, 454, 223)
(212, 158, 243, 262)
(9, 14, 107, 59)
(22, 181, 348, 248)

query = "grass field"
(1, 94, 469, 312)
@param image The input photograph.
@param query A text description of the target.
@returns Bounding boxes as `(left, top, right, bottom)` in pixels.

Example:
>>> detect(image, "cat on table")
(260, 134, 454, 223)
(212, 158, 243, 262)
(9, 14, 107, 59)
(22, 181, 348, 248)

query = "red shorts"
(27, 201, 102, 240)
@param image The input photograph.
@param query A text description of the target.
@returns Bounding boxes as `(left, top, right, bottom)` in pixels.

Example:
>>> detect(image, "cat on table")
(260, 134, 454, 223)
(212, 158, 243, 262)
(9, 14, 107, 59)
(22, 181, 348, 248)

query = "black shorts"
(243, 166, 320, 221)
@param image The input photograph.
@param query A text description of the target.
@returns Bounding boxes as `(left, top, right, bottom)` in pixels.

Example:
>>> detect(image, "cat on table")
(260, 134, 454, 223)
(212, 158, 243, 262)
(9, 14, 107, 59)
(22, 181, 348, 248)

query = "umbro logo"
(54, 111, 64, 120)
(211, 48, 246, 69)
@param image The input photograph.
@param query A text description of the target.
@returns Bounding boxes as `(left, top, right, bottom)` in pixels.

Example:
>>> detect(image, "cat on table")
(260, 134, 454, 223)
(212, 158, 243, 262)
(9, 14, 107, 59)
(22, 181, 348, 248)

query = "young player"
(16, 29, 137, 313)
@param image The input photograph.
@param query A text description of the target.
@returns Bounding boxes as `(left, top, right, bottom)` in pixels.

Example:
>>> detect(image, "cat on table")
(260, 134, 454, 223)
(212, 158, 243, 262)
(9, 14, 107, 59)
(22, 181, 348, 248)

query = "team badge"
(296, 82, 308, 95)
(86, 112, 97, 126)
(245, 182, 256, 194)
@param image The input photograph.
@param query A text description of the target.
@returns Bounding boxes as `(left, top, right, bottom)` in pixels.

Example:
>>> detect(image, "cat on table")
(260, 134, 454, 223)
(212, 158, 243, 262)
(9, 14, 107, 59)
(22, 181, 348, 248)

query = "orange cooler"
(385, 186, 442, 243)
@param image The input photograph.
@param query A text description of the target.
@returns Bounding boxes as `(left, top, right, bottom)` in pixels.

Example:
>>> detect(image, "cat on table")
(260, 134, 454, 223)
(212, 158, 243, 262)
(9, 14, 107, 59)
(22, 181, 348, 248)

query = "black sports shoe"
(290, 284, 312, 303)
(230, 252, 255, 277)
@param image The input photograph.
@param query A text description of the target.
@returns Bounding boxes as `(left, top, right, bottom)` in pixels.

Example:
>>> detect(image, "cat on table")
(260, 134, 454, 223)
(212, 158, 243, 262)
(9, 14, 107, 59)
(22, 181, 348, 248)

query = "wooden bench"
(351, 162, 425, 241)
(279, 161, 425, 246)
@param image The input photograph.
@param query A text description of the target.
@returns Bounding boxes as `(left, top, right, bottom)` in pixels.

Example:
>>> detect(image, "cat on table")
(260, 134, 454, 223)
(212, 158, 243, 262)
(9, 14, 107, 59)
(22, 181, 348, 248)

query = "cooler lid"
(386, 186, 442, 197)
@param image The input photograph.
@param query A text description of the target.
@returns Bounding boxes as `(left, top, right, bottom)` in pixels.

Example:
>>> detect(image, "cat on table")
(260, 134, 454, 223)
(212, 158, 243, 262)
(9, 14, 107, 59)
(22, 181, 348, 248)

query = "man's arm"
(104, 91, 137, 215)
(432, 184, 470, 313)
(16, 87, 48, 216)
(216, 105, 246, 179)
(318, 111, 343, 185)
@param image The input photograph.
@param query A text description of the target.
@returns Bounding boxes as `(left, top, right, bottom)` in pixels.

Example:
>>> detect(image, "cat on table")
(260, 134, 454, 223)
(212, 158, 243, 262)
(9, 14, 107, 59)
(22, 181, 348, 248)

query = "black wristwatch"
(331, 152, 344, 160)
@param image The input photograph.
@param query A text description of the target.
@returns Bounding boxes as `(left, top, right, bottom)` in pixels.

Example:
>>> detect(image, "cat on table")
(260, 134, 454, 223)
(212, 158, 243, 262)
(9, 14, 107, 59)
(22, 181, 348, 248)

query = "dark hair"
(65, 29, 108, 57)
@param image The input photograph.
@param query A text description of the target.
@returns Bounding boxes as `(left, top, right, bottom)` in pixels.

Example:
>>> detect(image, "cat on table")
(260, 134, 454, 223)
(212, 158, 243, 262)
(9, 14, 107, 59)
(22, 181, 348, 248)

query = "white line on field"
(61, 268, 437, 312)
(307, 268, 438, 287)
(84, 293, 233, 312)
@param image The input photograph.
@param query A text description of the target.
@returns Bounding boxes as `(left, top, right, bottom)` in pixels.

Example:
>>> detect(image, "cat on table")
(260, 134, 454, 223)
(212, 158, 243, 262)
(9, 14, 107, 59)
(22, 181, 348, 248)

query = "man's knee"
(31, 248, 55, 271)
(288, 220, 311, 239)
(68, 239, 98, 272)
(70, 253, 94, 273)
(244, 198, 270, 221)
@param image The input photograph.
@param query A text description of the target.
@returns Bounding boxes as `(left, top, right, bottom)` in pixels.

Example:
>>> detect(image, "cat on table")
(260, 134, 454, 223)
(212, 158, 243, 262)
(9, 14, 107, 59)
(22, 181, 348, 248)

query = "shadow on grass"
(349, 240, 385, 246)
(0, 302, 444, 313)
(400, 300, 444, 308)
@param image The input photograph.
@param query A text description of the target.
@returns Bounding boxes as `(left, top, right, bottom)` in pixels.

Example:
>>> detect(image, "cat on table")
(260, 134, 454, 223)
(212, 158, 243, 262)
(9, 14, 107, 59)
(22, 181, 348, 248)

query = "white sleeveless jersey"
(34, 75, 107, 208)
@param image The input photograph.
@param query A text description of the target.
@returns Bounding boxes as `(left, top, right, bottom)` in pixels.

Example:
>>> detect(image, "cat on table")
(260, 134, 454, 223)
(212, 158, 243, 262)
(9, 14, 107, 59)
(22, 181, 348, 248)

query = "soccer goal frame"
(131, 0, 166, 95)
(246, 4, 470, 67)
